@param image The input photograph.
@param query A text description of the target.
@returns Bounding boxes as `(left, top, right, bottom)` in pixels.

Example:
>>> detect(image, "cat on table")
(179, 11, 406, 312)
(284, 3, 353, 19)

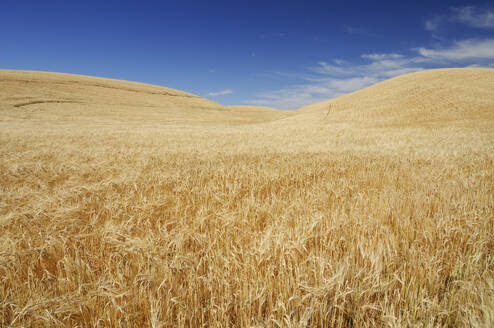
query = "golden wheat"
(0, 69, 493, 327)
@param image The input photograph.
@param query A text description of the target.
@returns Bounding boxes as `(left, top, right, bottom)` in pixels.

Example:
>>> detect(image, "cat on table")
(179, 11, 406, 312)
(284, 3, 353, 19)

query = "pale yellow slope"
(224, 105, 294, 123)
(292, 68, 494, 127)
(3, 68, 493, 129)
(0, 70, 283, 126)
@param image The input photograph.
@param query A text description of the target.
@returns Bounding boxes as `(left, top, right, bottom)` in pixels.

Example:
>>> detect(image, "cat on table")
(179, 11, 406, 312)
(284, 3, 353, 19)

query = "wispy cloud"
(361, 53, 403, 61)
(417, 39, 494, 60)
(425, 16, 444, 32)
(243, 7, 494, 110)
(245, 38, 494, 109)
(312, 62, 350, 75)
(452, 6, 494, 29)
(245, 53, 424, 109)
(208, 89, 233, 97)
(425, 6, 494, 31)
(245, 75, 385, 110)
(314, 54, 423, 79)
(243, 83, 348, 111)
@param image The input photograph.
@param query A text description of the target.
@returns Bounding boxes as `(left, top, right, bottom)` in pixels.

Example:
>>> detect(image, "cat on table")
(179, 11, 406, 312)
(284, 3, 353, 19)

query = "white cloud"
(246, 51, 426, 109)
(245, 92, 328, 110)
(453, 6, 494, 29)
(314, 54, 424, 80)
(417, 39, 494, 60)
(467, 63, 494, 68)
(245, 37, 494, 110)
(425, 16, 445, 31)
(312, 62, 350, 75)
(208, 89, 233, 97)
(244, 76, 381, 110)
(361, 53, 403, 60)
(425, 6, 494, 31)
(327, 76, 379, 93)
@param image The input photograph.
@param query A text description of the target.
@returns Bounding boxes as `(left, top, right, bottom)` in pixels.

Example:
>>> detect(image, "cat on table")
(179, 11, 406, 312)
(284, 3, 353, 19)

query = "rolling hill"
(293, 68, 494, 127)
(224, 105, 294, 123)
(0, 70, 278, 126)
(2, 68, 493, 128)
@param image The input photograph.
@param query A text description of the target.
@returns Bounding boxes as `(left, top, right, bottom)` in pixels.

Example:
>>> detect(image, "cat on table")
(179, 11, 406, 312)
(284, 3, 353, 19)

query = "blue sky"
(1, 0, 493, 109)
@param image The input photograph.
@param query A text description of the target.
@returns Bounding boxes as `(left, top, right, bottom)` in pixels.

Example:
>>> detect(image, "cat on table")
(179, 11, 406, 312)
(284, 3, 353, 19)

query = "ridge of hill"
(0, 70, 229, 125)
(1, 68, 493, 128)
(224, 105, 294, 123)
(292, 68, 494, 127)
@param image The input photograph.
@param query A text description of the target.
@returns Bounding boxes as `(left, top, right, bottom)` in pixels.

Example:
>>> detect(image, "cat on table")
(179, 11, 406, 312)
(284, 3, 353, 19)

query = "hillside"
(293, 68, 494, 127)
(0, 70, 256, 126)
(2, 68, 493, 129)
(225, 105, 294, 123)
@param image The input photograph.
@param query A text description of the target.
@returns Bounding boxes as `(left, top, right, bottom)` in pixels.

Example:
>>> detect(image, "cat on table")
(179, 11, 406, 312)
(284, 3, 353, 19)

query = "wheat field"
(1, 68, 493, 327)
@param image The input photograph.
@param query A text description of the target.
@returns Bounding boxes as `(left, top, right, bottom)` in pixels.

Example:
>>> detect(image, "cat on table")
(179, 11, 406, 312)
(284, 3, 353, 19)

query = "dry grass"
(298, 68, 494, 128)
(1, 69, 493, 327)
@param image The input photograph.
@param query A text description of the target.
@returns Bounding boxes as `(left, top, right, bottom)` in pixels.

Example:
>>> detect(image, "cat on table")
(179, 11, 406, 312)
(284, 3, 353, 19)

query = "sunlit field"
(1, 69, 493, 327)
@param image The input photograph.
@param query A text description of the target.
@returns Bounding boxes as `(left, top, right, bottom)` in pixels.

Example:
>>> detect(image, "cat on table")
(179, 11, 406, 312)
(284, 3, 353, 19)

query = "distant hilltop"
(1, 68, 493, 127)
